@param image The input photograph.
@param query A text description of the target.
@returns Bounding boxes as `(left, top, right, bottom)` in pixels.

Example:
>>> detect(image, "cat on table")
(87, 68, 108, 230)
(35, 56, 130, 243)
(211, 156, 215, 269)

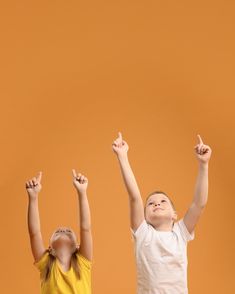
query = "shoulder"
(76, 252, 92, 271)
(33, 250, 50, 272)
(174, 219, 195, 242)
(131, 219, 153, 241)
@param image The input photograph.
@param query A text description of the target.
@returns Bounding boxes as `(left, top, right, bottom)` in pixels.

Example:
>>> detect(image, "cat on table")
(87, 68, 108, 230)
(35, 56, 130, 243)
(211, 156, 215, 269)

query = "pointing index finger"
(197, 134, 203, 145)
(118, 131, 123, 141)
(72, 169, 77, 178)
(36, 171, 42, 183)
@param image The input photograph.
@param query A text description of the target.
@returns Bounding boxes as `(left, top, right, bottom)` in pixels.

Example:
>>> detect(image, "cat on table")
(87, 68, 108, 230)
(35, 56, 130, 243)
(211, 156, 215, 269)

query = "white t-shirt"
(131, 219, 194, 294)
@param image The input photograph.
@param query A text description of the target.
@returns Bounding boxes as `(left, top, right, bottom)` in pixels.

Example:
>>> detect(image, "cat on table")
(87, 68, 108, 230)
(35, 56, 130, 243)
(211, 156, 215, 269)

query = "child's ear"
(48, 246, 56, 257)
(76, 244, 80, 250)
(73, 244, 80, 254)
(173, 212, 178, 222)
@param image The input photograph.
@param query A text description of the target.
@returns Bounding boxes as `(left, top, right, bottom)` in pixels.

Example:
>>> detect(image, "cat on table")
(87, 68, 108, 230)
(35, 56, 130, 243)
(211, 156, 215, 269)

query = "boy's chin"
(147, 215, 173, 224)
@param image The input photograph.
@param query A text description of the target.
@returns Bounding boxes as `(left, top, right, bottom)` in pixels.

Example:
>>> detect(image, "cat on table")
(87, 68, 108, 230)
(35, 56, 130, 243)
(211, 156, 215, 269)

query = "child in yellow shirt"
(26, 169, 92, 294)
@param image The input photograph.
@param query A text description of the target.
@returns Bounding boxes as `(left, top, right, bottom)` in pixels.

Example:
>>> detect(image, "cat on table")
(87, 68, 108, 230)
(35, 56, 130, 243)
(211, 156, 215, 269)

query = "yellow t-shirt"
(34, 251, 92, 294)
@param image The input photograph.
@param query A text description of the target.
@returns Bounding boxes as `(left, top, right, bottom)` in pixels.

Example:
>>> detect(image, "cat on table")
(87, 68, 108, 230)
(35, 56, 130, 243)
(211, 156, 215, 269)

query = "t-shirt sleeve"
(131, 219, 149, 241)
(177, 219, 195, 242)
(33, 251, 50, 272)
(77, 253, 92, 271)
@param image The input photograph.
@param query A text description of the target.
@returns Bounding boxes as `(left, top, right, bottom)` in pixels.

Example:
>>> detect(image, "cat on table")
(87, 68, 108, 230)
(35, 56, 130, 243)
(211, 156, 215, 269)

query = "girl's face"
(145, 194, 177, 225)
(50, 227, 77, 255)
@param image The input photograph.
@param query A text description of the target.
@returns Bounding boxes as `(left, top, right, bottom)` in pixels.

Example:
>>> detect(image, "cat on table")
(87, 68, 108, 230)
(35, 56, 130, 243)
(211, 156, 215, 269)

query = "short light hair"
(145, 190, 176, 211)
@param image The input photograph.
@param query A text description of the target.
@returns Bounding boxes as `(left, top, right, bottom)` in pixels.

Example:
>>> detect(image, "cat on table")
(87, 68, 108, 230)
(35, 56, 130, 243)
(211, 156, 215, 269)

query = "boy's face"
(145, 193, 177, 225)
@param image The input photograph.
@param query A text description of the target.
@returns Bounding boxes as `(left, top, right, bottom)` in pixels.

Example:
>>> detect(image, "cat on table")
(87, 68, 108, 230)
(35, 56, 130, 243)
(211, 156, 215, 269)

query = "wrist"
(76, 190, 87, 197)
(117, 153, 128, 162)
(198, 162, 209, 169)
(28, 194, 39, 201)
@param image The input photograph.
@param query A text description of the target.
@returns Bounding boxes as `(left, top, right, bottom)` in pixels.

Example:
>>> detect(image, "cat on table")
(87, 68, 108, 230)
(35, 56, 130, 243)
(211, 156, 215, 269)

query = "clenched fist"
(112, 132, 129, 158)
(26, 172, 42, 199)
(72, 169, 88, 194)
(194, 135, 212, 164)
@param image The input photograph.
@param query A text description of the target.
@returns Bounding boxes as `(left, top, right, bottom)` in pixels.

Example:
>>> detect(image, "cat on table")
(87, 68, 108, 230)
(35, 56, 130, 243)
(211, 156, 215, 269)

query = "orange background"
(0, 1, 234, 293)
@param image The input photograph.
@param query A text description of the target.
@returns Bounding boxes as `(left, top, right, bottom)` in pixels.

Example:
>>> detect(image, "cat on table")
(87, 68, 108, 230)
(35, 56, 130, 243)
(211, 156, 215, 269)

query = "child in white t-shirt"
(112, 132, 212, 294)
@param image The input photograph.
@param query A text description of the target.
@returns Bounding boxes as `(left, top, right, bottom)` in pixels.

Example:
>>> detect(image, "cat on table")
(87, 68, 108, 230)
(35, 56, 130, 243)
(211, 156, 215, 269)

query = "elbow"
(194, 201, 207, 210)
(129, 194, 142, 203)
(80, 224, 91, 232)
(29, 230, 42, 238)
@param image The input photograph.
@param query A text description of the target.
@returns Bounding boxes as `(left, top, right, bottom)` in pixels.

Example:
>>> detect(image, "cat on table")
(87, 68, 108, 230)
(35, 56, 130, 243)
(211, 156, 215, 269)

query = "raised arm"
(112, 132, 144, 231)
(26, 172, 46, 262)
(72, 169, 92, 261)
(184, 135, 212, 234)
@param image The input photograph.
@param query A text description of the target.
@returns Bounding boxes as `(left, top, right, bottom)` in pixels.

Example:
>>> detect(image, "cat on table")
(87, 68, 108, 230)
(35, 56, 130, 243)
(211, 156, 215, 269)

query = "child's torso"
(134, 221, 189, 294)
(41, 257, 91, 294)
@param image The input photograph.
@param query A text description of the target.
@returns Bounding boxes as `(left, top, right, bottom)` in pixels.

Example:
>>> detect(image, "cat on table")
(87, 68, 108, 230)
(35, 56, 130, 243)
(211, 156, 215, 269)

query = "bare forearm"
(193, 163, 209, 208)
(27, 196, 41, 236)
(117, 154, 142, 201)
(77, 191, 91, 231)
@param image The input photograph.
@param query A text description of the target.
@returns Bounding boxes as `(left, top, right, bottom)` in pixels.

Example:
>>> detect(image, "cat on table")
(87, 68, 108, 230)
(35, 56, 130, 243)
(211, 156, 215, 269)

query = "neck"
(152, 220, 174, 231)
(56, 252, 72, 268)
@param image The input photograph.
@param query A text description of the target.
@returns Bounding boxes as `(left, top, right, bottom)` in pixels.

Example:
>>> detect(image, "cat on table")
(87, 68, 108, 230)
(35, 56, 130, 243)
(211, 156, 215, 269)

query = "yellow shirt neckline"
(56, 258, 73, 274)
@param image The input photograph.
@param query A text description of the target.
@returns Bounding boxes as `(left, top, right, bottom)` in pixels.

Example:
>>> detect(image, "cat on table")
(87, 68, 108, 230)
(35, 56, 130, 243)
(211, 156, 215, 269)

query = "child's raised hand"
(194, 135, 212, 164)
(26, 172, 42, 198)
(112, 132, 129, 157)
(72, 169, 88, 194)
